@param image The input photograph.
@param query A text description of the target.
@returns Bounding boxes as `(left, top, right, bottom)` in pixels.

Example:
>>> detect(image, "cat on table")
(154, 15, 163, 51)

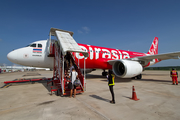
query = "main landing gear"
(131, 74, 142, 79)
(102, 70, 108, 76)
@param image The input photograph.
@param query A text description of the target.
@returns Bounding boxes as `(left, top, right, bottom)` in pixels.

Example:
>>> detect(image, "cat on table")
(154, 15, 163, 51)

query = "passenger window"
(30, 44, 36, 47)
(38, 44, 42, 48)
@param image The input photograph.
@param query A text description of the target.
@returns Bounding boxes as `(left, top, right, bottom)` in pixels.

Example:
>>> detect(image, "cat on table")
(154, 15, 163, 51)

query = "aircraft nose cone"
(7, 50, 18, 64)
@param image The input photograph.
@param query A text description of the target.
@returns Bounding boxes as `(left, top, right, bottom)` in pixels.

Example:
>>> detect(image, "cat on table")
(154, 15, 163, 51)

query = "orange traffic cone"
(130, 86, 139, 101)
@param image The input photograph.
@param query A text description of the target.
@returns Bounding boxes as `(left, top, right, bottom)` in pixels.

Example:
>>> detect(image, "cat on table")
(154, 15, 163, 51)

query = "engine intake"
(112, 60, 143, 78)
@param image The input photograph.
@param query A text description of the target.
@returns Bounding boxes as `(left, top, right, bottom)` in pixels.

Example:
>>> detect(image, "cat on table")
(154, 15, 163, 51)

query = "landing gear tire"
(102, 72, 107, 76)
(136, 74, 142, 79)
(131, 74, 142, 79)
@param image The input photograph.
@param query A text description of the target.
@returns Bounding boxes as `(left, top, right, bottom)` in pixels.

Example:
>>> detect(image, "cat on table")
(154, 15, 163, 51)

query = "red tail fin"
(147, 37, 158, 55)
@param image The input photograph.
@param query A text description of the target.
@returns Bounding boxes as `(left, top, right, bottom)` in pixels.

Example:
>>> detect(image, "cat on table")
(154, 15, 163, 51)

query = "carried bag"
(74, 79, 81, 87)
(68, 82, 72, 89)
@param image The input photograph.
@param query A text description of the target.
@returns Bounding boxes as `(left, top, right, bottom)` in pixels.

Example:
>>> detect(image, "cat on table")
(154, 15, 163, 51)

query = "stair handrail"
(70, 52, 84, 91)
(54, 43, 64, 93)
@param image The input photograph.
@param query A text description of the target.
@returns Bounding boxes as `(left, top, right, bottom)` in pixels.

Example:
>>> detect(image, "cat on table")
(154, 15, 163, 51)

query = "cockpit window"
(30, 44, 36, 47)
(38, 44, 42, 48)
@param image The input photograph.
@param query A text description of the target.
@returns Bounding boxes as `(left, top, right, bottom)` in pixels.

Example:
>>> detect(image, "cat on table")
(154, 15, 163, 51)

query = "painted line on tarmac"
(1, 83, 11, 88)
(76, 97, 110, 120)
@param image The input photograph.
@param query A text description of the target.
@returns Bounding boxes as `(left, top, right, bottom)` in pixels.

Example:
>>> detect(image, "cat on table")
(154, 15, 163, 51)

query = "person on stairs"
(69, 68, 78, 98)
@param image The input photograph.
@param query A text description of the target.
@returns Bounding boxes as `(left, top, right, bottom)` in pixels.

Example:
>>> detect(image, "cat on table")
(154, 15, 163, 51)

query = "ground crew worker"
(107, 70, 115, 104)
(170, 68, 178, 85)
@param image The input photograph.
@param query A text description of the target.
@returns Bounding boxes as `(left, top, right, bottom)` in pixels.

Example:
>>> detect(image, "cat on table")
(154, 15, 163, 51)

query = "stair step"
(51, 89, 58, 92)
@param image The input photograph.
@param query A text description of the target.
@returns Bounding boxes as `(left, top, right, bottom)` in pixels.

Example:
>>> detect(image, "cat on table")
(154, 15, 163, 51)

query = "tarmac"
(0, 70, 180, 120)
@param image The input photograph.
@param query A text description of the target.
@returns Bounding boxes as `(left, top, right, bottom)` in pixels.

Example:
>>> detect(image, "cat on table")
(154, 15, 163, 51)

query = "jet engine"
(111, 60, 143, 78)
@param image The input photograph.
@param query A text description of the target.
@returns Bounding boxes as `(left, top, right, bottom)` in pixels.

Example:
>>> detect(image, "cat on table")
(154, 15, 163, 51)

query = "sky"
(0, 0, 180, 67)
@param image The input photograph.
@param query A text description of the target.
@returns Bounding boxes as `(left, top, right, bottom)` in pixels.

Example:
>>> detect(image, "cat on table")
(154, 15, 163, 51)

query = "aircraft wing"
(133, 51, 180, 61)
(108, 51, 180, 64)
(108, 51, 180, 71)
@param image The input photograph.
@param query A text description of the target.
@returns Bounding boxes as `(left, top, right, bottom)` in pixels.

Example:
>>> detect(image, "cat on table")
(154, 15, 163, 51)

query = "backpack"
(74, 79, 81, 87)
(70, 72, 80, 86)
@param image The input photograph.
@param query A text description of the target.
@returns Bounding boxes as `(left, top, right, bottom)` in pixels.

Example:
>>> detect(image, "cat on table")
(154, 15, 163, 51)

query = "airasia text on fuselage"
(75, 44, 131, 60)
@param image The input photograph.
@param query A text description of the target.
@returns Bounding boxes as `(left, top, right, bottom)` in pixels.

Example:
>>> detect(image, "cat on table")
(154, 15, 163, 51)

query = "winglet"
(147, 37, 158, 55)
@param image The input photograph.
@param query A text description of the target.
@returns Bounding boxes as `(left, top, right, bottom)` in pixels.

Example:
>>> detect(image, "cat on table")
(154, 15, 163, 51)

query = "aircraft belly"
(80, 58, 111, 69)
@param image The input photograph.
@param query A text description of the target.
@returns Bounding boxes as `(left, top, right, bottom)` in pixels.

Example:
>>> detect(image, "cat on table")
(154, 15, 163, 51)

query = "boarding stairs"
(47, 28, 88, 96)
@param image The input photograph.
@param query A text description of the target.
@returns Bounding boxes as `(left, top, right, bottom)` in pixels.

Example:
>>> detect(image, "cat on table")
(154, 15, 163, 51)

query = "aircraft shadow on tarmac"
(89, 94, 110, 103)
(133, 78, 172, 83)
(102, 78, 172, 83)
(86, 74, 172, 83)
(41, 82, 82, 97)
(101, 78, 133, 83)
(42, 82, 60, 96)
(141, 73, 169, 76)
(86, 74, 106, 79)
(86, 74, 132, 82)
(42, 82, 52, 92)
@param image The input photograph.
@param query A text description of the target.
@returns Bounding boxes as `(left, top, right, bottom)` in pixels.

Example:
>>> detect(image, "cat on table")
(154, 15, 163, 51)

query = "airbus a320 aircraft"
(7, 36, 180, 79)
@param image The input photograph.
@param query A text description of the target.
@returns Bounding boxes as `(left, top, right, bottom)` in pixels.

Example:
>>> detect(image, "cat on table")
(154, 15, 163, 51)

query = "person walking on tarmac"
(107, 70, 115, 104)
(170, 68, 178, 85)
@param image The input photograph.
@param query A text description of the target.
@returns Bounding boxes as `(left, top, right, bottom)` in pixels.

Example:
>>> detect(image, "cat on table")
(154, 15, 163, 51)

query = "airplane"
(7, 36, 180, 79)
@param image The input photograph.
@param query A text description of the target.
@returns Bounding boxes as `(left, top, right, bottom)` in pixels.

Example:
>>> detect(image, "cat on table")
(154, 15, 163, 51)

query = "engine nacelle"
(112, 60, 143, 78)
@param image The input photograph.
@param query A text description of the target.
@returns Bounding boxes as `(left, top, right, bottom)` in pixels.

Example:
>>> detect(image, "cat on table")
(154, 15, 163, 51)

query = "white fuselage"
(7, 40, 54, 68)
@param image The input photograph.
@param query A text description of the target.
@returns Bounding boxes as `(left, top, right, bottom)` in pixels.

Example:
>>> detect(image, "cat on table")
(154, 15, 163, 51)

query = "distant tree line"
(145, 66, 180, 71)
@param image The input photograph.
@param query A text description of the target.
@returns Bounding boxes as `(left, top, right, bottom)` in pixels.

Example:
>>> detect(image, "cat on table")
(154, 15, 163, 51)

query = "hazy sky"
(0, 0, 180, 67)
